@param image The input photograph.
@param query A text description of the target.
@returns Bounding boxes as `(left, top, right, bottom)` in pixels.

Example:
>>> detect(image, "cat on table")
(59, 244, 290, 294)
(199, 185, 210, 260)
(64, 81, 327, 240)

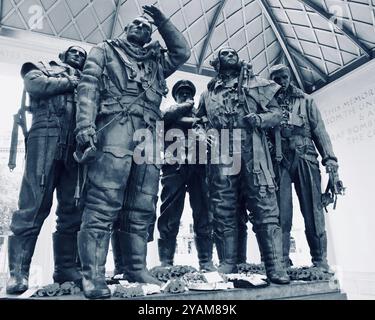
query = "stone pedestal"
(135, 280, 346, 300)
(0, 280, 347, 300)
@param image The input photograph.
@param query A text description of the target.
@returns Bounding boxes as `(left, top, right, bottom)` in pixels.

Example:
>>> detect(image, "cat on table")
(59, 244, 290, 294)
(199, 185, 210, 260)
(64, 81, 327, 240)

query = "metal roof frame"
(257, 0, 305, 90)
(0, 0, 3, 27)
(110, 0, 122, 39)
(1, 0, 374, 92)
(298, 0, 373, 58)
(289, 45, 328, 82)
(197, 0, 227, 74)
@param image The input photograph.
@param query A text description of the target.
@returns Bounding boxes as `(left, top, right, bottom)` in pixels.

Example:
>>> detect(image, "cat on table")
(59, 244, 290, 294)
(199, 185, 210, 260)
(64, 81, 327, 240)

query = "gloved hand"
(325, 159, 339, 173)
(142, 5, 168, 27)
(173, 100, 194, 113)
(76, 126, 97, 147)
(181, 99, 194, 108)
(192, 125, 215, 147)
(66, 75, 80, 88)
(244, 113, 261, 128)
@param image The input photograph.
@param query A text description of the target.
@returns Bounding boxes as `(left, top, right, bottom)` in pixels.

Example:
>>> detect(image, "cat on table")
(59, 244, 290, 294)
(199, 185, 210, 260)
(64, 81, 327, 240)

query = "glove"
(171, 100, 194, 113)
(325, 159, 339, 173)
(244, 113, 261, 128)
(181, 99, 194, 108)
(76, 126, 97, 147)
(142, 5, 168, 27)
(192, 126, 215, 147)
(66, 75, 80, 88)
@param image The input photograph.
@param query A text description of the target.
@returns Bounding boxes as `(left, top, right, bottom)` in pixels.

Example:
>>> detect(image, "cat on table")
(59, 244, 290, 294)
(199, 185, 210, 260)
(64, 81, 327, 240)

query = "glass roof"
(1, 0, 374, 93)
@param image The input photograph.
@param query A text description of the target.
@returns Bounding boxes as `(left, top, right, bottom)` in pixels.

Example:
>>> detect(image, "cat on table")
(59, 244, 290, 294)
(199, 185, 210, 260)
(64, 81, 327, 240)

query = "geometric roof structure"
(1, 0, 374, 93)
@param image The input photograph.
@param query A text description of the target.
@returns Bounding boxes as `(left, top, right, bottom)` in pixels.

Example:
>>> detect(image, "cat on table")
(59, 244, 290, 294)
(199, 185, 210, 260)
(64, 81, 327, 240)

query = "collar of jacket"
(36, 60, 74, 76)
(116, 39, 147, 54)
(50, 60, 78, 75)
(213, 77, 239, 92)
(114, 39, 162, 61)
(286, 84, 305, 98)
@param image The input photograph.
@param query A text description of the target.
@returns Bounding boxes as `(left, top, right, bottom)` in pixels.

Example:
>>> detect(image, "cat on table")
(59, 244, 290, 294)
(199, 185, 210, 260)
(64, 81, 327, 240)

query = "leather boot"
(111, 230, 125, 276)
(256, 225, 290, 284)
(195, 235, 216, 271)
(282, 231, 293, 268)
(237, 228, 248, 264)
(52, 232, 82, 285)
(254, 239, 265, 265)
(121, 231, 162, 285)
(77, 230, 111, 299)
(252, 224, 265, 264)
(157, 238, 176, 267)
(6, 235, 38, 294)
(305, 231, 330, 272)
(214, 231, 238, 274)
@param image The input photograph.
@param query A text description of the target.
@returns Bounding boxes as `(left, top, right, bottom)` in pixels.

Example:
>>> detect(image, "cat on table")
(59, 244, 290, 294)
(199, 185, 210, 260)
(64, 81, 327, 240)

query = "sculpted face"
(219, 48, 239, 70)
(175, 87, 194, 104)
(126, 17, 152, 46)
(271, 69, 291, 91)
(65, 46, 86, 70)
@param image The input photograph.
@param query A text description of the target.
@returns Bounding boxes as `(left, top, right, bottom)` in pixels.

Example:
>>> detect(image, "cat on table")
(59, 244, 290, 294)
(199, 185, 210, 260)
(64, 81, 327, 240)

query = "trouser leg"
(237, 200, 248, 264)
(7, 135, 57, 294)
(277, 165, 294, 267)
(120, 163, 161, 285)
(294, 159, 329, 271)
(111, 220, 125, 276)
(188, 165, 215, 271)
(53, 161, 83, 283)
(243, 163, 289, 284)
(248, 210, 265, 264)
(157, 164, 186, 266)
(208, 163, 239, 274)
(78, 153, 132, 299)
(78, 182, 124, 299)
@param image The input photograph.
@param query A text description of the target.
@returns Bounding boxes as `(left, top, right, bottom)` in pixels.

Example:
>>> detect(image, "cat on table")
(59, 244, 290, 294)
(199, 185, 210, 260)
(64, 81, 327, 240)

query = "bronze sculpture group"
(7, 45, 87, 294)
(6, 5, 343, 299)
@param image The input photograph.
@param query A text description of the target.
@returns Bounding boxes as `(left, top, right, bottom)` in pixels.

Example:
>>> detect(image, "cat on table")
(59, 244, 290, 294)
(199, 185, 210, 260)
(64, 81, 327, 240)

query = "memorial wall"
(313, 60, 375, 298)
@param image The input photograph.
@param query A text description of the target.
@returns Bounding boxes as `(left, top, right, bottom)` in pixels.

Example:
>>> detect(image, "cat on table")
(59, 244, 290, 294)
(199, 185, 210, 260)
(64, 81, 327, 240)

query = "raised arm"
(143, 5, 190, 78)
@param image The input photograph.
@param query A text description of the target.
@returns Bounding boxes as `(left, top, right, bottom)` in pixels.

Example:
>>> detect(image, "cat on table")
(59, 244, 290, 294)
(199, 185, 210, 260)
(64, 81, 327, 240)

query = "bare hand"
(142, 5, 167, 27)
